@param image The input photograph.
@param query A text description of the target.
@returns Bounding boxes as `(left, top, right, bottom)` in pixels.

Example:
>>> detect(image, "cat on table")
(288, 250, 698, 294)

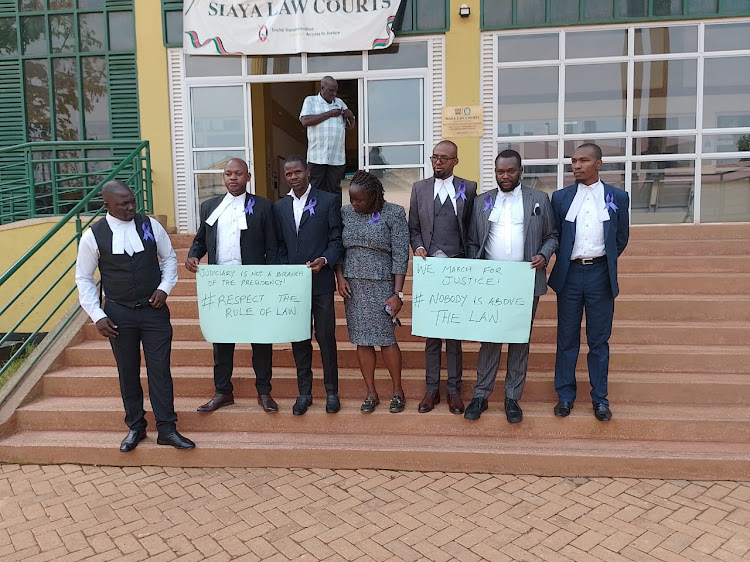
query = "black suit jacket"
(188, 193, 278, 266)
(274, 188, 343, 296)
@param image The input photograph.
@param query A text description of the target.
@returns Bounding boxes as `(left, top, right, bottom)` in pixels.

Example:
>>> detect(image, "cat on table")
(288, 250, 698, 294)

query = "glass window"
(687, 0, 718, 14)
(566, 30, 627, 58)
(653, 0, 684, 16)
(550, 0, 580, 23)
(634, 26, 698, 55)
(415, 0, 446, 30)
(703, 57, 750, 129)
(79, 13, 106, 52)
(79, 0, 105, 8)
(307, 52, 362, 73)
(722, 0, 750, 13)
(20, 0, 44, 10)
(517, 0, 546, 25)
(497, 141, 558, 160)
(633, 136, 696, 155)
(367, 79, 422, 144)
(164, 10, 182, 46)
(21, 16, 45, 55)
(564, 138, 626, 157)
(523, 165, 559, 197)
(367, 145, 423, 167)
(24, 60, 51, 142)
(196, 172, 226, 207)
(248, 56, 301, 75)
(565, 63, 627, 134)
(498, 33, 558, 63)
(620, 0, 648, 17)
(82, 56, 108, 140)
(701, 159, 750, 222)
(631, 160, 694, 223)
(377, 167, 423, 209)
(0, 18, 18, 56)
(191, 86, 245, 148)
(108, 12, 135, 51)
(194, 150, 246, 171)
(49, 0, 73, 9)
(186, 55, 242, 77)
(703, 133, 750, 153)
(705, 23, 750, 51)
(50, 14, 75, 53)
(583, 0, 613, 20)
(634, 59, 697, 131)
(53, 57, 81, 141)
(498, 67, 558, 136)
(369, 42, 428, 70)
(483, 0, 512, 28)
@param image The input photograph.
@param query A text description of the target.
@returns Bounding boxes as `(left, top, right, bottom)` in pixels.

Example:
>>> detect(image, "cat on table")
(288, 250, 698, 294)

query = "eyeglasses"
(430, 155, 457, 164)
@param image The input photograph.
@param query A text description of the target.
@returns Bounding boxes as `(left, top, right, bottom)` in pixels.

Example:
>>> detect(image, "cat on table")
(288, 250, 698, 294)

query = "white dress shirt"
(569, 181, 607, 260)
(75, 214, 178, 323)
(288, 184, 312, 231)
(433, 175, 458, 215)
(485, 186, 525, 262)
(214, 193, 246, 265)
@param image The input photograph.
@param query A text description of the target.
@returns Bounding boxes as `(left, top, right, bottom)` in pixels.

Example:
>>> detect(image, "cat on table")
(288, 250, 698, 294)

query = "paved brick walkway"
(1, 464, 749, 561)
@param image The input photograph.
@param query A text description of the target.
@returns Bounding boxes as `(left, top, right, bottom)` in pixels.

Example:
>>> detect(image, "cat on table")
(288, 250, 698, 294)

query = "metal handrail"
(0, 140, 152, 389)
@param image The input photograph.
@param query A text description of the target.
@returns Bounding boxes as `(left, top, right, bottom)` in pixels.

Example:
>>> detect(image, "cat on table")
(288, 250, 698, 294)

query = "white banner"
(183, 0, 402, 55)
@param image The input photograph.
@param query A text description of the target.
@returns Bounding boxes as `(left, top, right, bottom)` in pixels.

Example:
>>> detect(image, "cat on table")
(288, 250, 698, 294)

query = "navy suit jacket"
(189, 193, 277, 266)
(548, 183, 630, 298)
(274, 188, 343, 296)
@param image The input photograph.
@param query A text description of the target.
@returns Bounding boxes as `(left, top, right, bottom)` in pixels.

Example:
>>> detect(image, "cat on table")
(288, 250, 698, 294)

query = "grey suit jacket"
(466, 185, 558, 297)
(408, 176, 477, 255)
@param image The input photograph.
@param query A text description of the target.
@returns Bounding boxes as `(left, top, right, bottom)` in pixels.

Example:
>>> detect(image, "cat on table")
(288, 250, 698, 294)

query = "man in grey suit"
(408, 140, 477, 414)
(465, 150, 558, 422)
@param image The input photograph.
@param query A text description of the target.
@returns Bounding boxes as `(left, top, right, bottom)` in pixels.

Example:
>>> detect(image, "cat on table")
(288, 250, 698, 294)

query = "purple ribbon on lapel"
(482, 194, 493, 213)
(454, 182, 466, 201)
(244, 196, 255, 215)
(303, 197, 317, 216)
(141, 221, 155, 242)
(604, 193, 619, 212)
(367, 211, 381, 225)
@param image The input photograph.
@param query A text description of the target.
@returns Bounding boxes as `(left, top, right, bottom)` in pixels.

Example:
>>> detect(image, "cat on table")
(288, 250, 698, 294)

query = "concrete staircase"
(1, 224, 749, 479)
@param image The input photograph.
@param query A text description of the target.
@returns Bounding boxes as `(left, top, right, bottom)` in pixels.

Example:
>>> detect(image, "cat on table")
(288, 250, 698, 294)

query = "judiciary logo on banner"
(184, 0, 402, 55)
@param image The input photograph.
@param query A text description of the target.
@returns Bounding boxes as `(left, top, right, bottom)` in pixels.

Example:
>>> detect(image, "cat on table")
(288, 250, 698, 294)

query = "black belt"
(572, 256, 606, 265)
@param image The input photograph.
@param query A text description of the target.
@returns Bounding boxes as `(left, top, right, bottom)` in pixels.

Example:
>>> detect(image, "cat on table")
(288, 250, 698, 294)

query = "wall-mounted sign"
(441, 106, 484, 138)
(184, 0, 402, 55)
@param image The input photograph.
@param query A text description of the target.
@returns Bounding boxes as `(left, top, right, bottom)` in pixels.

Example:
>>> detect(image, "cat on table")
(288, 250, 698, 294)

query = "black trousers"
(213, 342, 273, 395)
(104, 300, 177, 435)
(309, 163, 345, 203)
(291, 292, 338, 396)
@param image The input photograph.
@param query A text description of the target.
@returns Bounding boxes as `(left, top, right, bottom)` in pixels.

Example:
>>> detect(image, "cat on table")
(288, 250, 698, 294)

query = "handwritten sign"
(411, 258, 535, 344)
(441, 106, 484, 138)
(196, 265, 311, 344)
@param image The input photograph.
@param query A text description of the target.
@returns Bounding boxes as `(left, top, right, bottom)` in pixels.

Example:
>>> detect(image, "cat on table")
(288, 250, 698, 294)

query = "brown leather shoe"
(447, 393, 464, 414)
(418, 392, 440, 413)
(197, 392, 234, 412)
(257, 394, 278, 413)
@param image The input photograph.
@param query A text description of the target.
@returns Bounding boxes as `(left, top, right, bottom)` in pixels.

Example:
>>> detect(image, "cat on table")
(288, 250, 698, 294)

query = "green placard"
(195, 265, 312, 344)
(411, 257, 535, 344)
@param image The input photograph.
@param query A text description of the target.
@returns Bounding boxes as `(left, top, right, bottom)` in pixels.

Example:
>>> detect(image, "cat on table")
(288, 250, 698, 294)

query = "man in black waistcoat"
(186, 158, 279, 414)
(75, 180, 194, 452)
(274, 154, 343, 416)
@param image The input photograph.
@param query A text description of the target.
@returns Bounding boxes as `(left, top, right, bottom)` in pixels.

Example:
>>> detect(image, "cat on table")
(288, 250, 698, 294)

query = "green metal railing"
(0, 140, 151, 390)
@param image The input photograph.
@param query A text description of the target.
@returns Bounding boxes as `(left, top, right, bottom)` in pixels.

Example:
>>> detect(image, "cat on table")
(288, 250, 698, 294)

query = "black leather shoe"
(156, 431, 195, 449)
(505, 398, 523, 424)
(326, 394, 340, 413)
(120, 428, 146, 452)
(257, 394, 278, 413)
(593, 403, 612, 421)
(293, 395, 313, 416)
(554, 401, 574, 417)
(197, 392, 234, 413)
(464, 398, 488, 421)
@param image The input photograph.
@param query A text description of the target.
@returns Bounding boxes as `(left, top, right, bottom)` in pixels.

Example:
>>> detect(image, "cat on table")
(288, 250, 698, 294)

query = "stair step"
(62, 340, 750, 373)
(1, 430, 749, 479)
(14, 397, 750, 444)
(42, 367, 750, 405)
(82, 318, 750, 346)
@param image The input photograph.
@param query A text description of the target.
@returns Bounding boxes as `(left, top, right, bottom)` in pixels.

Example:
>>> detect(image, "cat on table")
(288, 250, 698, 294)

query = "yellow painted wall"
(445, 0, 482, 183)
(135, 0, 176, 228)
(0, 219, 80, 333)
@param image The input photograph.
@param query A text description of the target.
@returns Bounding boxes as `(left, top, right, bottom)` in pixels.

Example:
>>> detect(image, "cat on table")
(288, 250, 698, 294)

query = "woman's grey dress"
(340, 202, 410, 346)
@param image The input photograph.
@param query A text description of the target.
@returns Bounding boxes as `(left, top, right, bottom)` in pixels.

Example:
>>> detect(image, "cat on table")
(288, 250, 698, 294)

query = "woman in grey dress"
(335, 171, 410, 413)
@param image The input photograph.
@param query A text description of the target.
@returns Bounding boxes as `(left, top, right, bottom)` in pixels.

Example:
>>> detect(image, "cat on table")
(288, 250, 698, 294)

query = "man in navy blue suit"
(274, 155, 343, 416)
(548, 143, 629, 421)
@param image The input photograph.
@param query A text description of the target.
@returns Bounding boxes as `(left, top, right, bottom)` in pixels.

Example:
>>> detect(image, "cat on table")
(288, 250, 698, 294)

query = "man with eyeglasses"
(408, 140, 477, 414)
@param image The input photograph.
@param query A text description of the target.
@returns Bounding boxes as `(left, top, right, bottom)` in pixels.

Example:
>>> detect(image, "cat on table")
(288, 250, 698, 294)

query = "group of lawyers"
(75, 134, 629, 453)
